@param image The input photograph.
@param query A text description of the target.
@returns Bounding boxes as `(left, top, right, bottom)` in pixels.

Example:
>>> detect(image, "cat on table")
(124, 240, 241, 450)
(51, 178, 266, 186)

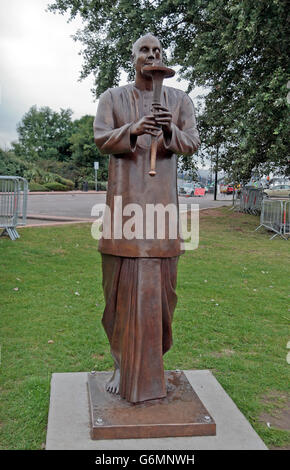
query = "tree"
(12, 105, 74, 162)
(70, 115, 108, 181)
(48, 0, 289, 179)
(9, 106, 110, 187)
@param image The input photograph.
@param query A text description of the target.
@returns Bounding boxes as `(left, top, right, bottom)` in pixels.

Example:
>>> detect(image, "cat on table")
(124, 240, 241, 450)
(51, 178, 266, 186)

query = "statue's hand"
(130, 116, 160, 137)
(152, 104, 172, 135)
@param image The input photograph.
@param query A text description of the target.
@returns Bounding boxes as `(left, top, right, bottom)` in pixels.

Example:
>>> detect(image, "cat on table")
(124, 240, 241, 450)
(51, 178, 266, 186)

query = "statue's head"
(131, 33, 162, 75)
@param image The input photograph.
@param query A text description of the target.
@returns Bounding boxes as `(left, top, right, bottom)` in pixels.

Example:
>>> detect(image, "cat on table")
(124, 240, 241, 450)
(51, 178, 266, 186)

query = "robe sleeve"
(162, 93, 200, 156)
(93, 89, 137, 155)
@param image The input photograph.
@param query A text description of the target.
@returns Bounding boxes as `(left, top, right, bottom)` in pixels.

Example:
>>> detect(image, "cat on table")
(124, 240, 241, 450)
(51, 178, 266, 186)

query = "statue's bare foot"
(105, 368, 120, 394)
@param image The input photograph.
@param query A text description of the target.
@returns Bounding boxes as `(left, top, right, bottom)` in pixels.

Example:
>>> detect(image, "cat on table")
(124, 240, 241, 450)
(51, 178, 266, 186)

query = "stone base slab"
(46, 370, 267, 450)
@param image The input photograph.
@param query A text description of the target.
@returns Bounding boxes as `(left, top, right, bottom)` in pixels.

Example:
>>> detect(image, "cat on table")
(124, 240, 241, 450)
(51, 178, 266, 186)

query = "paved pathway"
(25, 192, 233, 226)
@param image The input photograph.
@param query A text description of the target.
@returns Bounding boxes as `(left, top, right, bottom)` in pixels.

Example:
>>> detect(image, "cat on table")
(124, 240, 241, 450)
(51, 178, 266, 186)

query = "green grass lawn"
(0, 207, 289, 449)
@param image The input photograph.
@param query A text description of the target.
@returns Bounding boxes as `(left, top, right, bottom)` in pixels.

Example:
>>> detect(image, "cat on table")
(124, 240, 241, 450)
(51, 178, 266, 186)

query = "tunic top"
(93, 83, 200, 257)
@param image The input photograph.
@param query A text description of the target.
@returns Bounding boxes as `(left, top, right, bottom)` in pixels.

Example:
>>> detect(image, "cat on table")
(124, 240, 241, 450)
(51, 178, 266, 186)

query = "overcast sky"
(0, 0, 202, 149)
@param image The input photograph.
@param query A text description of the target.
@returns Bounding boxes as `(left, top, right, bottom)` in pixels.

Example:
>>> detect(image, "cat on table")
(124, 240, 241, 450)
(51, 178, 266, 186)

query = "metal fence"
(256, 199, 289, 240)
(0, 176, 28, 240)
(283, 200, 290, 237)
(239, 188, 264, 215)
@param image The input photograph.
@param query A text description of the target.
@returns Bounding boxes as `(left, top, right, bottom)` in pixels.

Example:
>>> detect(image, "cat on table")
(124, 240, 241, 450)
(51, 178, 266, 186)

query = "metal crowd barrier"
(0, 176, 28, 240)
(284, 200, 290, 238)
(256, 199, 289, 240)
(239, 188, 263, 215)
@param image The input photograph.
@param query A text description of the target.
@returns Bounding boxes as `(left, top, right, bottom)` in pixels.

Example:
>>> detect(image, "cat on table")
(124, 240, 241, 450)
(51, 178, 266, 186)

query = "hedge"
(28, 183, 48, 192)
(45, 182, 67, 191)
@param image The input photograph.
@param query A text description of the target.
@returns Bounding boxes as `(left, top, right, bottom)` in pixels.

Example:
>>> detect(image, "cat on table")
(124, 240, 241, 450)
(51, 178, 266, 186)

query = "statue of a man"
(93, 33, 200, 403)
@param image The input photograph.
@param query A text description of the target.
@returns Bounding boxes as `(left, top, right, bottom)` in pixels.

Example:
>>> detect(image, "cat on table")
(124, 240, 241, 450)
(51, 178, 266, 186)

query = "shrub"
(23, 166, 74, 190)
(87, 180, 96, 190)
(45, 182, 67, 191)
(98, 181, 108, 191)
(28, 182, 48, 192)
(83, 180, 107, 190)
(54, 175, 74, 190)
(0, 149, 29, 177)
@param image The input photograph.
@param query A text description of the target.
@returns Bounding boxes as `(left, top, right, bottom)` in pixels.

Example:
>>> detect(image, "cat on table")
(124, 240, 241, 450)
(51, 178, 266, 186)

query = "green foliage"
(12, 105, 74, 162)
(83, 180, 108, 190)
(57, 177, 74, 190)
(96, 181, 108, 191)
(48, 0, 290, 179)
(23, 167, 74, 189)
(23, 167, 51, 184)
(0, 148, 30, 176)
(28, 183, 48, 192)
(36, 159, 81, 185)
(5, 107, 109, 187)
(86, 180, 96, 190)
(10, 110, 109, 185)
(0, 148, 73, 190)
(44, 182, 68, 191)
(70, 115, 108, 181)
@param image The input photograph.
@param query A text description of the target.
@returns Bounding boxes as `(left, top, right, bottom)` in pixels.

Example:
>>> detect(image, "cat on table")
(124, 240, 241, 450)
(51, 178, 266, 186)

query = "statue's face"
(133, 36, 162, 76)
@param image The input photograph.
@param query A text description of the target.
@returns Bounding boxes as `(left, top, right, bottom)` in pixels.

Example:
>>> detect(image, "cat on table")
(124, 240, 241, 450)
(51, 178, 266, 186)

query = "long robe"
(93, 83, 200, 402)
(101, 254, 178, 403)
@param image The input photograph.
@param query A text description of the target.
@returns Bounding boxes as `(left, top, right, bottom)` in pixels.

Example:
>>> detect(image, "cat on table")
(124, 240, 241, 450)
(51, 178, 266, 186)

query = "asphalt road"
(26, 192, 233, 220)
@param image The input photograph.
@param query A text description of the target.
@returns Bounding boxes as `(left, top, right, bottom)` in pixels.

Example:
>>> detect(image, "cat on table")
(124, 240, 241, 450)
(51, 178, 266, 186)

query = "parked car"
(226, 184, 234, 194)
(178, 182, 196, 196)
(220, 184, 234, 194)
(263, 185, 290, 198)
(178, 185, 186, 195)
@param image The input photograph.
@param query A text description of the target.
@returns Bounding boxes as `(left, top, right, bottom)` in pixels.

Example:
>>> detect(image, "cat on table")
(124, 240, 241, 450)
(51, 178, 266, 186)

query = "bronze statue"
(93, 33, 200, 403)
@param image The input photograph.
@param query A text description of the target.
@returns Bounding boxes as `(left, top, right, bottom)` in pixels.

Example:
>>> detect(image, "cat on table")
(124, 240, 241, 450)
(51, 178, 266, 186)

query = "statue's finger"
(154, 111, 172, 117)
(144, 125, 160, 132)
(152, 104, 168, 111)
